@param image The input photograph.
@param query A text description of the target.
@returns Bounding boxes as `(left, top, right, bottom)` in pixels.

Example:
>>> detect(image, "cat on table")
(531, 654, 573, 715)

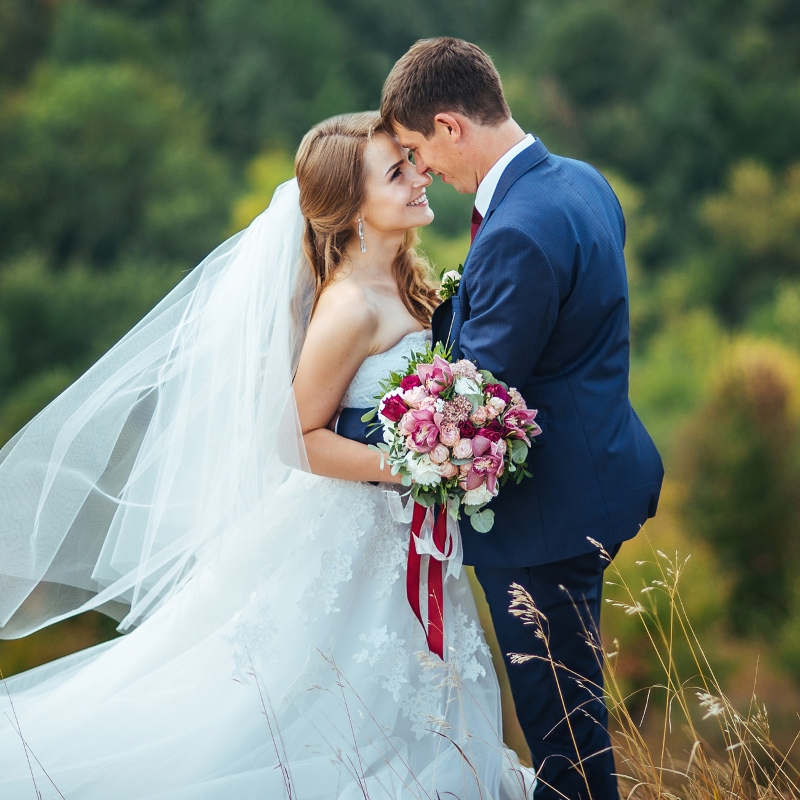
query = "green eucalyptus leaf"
(511, 439, 529, 464)
(361, 408, 377, 423)
(469, 509, 495, 533)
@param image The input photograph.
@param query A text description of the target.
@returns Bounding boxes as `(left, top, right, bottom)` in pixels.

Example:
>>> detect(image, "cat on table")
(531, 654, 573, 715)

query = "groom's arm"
(336, 407, 384, 447)
(459, 225, 559, 390)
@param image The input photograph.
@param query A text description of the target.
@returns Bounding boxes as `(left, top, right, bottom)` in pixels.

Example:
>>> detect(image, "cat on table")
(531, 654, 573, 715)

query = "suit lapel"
(444, 139, 550, 353)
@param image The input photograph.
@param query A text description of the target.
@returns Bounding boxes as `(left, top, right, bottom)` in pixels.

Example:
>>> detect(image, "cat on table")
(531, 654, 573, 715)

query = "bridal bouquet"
(362, 343, 541, 533)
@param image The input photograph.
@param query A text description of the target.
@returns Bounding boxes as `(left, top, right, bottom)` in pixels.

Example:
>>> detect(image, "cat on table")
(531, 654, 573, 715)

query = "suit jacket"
(339, 137, 663, 568)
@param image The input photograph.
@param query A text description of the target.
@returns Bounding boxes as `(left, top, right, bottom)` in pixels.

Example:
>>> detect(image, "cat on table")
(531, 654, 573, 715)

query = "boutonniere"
(437, 264, 463, 301)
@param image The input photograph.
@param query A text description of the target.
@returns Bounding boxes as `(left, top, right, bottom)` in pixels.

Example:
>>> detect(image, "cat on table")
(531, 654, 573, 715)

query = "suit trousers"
(474, 545, 620, 800)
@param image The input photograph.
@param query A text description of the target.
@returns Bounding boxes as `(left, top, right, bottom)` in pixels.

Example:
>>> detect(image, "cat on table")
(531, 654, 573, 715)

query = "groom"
(339, 38, 663, 799)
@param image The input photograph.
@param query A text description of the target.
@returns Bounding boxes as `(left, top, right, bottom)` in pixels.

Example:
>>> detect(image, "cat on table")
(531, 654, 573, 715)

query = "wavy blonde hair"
(294, 111, 438, 327)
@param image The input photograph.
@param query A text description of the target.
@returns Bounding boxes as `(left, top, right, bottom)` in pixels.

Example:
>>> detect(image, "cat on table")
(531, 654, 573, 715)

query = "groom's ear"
(433, 113, 464, 143)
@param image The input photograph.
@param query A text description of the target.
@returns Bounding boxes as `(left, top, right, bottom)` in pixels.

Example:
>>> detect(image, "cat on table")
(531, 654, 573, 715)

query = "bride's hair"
(295, 111, 438, 327)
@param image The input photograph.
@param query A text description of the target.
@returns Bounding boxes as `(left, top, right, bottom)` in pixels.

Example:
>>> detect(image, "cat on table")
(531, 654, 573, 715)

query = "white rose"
(442, 270, 461, 283)
(454, 376, 481, 395)
(463, 484, 494, 506)
(405, 452, 442, 487)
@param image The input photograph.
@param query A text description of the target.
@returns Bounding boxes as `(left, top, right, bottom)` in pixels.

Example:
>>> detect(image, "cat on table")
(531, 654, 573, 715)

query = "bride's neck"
(343, 232, 404, 282)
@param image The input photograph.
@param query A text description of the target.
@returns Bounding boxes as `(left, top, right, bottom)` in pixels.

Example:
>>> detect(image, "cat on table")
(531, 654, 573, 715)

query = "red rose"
(487, 419, 506, 435)
(459, 420, 477, 439)
(477, 427, 502, 442)
(380, 394, 409, 423)
(485, 383, 510, 403)
(400, 374, 422, 391)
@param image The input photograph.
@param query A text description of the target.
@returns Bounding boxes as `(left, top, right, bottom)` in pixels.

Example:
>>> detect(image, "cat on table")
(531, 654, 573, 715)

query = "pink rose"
(452, 438, 474, 460)
(400, 374, 422, 391)
(380, 393, 409, 423)
(429, 443, 450, 464)
(416, 355, 453, 396)
(469, 406, 488, 426)
(485, 403, 501, 419)
(438, 461, 459, 479)
(488, 396, 507, 415)
(439, 423, 460, 447)
(402, 386, 428, 408)
(496, 438, 508, 455)
(508, 388, 526, 409)
(419, 396, 438, 412)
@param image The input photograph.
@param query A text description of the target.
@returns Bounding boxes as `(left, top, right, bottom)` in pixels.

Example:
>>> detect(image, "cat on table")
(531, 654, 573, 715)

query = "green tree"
(679, 340, 800, 636)
(0, 254, 181, 444)
(0, 0, 51, 88)
(0, 63, 232, 268)
(700, 161, 800, 320)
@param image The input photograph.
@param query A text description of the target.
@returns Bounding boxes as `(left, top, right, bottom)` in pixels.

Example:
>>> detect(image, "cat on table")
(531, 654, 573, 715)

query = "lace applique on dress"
(353, 624, 450, 741)
(226, 591, 278, 680)
(353, 626, 410, 702)
(299, 548, 353, 621)
(361, 499, 407, 598)
(279, 646, 333, 715)
(448, 603, 491, 683)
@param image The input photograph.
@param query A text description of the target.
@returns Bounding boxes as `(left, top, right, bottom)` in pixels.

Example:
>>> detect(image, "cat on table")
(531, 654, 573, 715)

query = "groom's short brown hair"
(381, 38, 510, 138)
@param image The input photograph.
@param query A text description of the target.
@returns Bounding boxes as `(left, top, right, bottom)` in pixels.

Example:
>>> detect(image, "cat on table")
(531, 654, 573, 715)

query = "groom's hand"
(336, 407, 384, 447)
(327, 405, 343, 432)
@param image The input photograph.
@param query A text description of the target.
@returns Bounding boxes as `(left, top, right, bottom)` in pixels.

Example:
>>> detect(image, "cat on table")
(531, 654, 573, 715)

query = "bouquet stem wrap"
(386, 491, 462, 660)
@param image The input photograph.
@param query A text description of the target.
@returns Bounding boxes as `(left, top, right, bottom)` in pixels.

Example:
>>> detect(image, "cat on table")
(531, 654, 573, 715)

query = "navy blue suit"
(338, 138, 663, 799)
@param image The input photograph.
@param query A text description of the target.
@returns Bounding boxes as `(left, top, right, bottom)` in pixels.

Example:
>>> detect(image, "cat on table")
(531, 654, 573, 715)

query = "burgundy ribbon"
(406, 502, 452, 660)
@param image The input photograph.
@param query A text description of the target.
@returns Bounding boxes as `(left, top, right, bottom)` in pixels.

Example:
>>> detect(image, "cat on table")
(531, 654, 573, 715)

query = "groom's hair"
(381, 38, 510, 138)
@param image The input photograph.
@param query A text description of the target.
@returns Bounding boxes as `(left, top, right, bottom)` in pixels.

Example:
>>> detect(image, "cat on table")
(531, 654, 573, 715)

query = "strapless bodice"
(342, 329, 431, 407)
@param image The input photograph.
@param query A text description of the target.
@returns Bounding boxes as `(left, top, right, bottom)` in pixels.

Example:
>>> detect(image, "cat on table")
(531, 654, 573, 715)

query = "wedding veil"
(0, 179, 312, 638)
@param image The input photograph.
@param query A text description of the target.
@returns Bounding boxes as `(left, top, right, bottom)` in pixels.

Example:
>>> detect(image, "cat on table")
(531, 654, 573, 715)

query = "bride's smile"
(357, 132, 434, 242)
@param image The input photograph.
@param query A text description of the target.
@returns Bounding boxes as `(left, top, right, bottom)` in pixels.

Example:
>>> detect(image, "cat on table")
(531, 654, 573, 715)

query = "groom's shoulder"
(502, 150, 623, 231)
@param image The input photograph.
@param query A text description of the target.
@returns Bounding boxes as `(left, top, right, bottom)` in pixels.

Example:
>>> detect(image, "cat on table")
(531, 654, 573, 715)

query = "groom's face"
(394, 121, 477, 195)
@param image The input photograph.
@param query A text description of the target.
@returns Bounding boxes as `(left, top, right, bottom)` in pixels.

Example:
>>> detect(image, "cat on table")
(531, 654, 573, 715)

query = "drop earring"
(357, 217, 367, 253)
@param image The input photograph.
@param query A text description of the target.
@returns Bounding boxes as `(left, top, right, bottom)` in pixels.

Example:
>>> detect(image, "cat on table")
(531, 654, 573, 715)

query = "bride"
(0, 112, 534, 799)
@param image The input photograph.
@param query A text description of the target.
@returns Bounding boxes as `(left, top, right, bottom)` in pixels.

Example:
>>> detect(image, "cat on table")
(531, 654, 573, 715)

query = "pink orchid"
(465, 435, 504, 495)
(405, 408, 443, 453)
(503, 408, 542, 444)
(416, 355, 453, 396)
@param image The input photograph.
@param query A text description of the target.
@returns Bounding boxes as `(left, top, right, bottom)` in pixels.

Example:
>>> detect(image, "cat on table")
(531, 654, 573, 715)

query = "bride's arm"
(293, 290, 401, 483)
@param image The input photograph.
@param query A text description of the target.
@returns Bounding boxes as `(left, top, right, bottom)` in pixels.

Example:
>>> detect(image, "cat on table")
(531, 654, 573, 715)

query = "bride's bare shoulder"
(305, 279, 378, 355)
(314, 279, 378, 329)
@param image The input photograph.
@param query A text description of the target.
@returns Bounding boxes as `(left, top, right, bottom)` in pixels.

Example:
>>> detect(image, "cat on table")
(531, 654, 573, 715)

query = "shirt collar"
(474, 134, 536, 218)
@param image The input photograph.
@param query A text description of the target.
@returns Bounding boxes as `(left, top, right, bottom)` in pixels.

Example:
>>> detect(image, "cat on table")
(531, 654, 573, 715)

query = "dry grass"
(605, 544, 800, 798)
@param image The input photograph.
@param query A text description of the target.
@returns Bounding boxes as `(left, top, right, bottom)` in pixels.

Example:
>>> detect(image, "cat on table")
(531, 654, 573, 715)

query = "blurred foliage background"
(1, 0, 800, 758)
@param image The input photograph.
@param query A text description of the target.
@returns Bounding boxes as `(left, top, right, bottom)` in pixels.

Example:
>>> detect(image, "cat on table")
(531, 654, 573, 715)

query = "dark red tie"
(471, 207, 483, 244)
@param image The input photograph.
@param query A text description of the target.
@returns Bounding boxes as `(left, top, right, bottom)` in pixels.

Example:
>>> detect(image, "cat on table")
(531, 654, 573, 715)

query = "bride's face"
(359, 133, 434, 238)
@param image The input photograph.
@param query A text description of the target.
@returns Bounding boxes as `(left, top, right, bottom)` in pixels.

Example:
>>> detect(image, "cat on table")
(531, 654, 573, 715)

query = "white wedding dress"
(0, 328, 534, 799)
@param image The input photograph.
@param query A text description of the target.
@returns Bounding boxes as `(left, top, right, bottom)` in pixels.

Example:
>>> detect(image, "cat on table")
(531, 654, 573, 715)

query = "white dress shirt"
(474, 134, 536, 218)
